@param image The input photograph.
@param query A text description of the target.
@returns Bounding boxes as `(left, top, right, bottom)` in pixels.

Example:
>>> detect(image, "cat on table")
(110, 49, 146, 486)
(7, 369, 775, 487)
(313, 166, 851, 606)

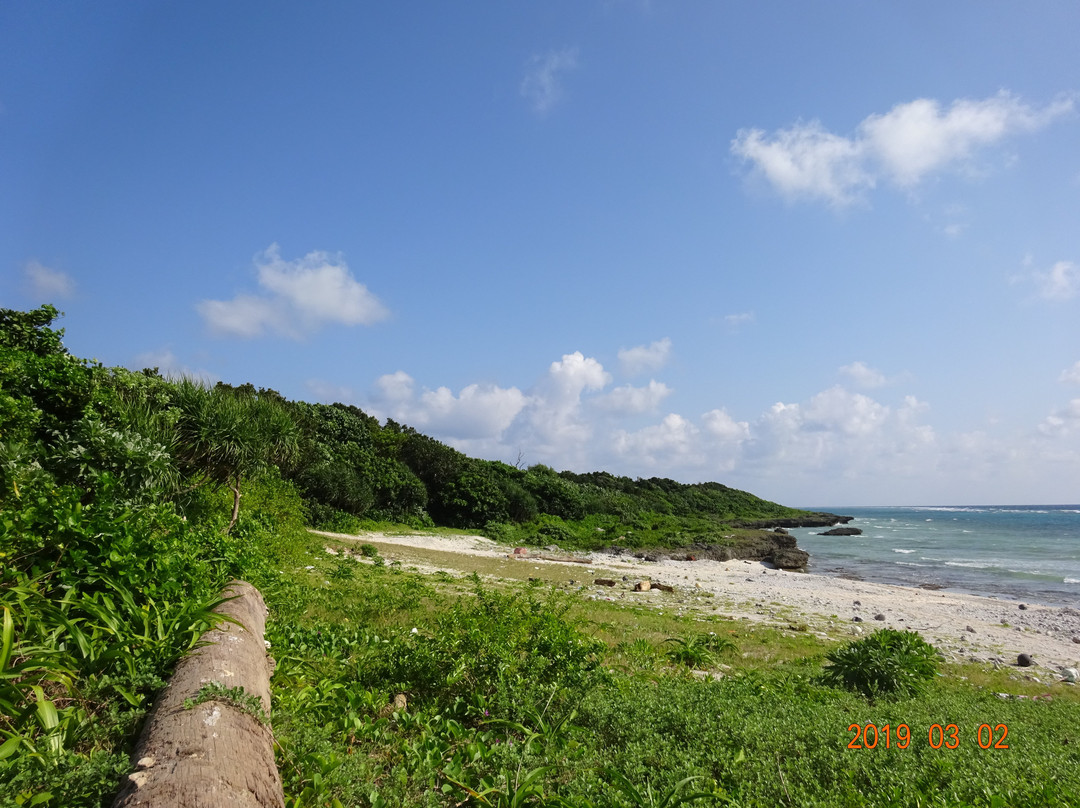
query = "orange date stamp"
(847, 723, 1009, 750)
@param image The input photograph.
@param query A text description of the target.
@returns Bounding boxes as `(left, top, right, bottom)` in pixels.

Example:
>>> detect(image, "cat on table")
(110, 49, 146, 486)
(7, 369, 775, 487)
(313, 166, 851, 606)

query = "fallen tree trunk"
(113, 580, 284, 808)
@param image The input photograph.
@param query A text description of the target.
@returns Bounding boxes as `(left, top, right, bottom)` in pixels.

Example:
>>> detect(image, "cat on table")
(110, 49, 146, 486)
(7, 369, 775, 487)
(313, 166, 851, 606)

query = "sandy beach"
(313, 530, 1080, 677)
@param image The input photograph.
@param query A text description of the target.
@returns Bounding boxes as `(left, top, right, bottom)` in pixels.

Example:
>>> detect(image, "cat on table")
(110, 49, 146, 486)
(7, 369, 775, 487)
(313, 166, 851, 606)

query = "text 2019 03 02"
(847, 723, 1009, 750)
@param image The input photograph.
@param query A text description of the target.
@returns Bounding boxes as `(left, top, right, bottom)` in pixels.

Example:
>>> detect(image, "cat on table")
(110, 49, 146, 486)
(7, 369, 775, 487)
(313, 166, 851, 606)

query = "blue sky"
(3, 2, 1078, 507)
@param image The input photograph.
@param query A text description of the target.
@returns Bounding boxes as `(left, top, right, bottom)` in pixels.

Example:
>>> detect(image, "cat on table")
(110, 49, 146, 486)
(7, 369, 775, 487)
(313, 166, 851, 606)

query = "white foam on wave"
(1066, 578, 1080, 584)
(895, 561, 929, 567)
(893, 548, 915, 554)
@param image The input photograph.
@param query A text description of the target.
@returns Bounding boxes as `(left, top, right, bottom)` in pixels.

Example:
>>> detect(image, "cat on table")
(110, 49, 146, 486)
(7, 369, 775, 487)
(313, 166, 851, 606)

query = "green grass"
(262, 528, 1080, 807)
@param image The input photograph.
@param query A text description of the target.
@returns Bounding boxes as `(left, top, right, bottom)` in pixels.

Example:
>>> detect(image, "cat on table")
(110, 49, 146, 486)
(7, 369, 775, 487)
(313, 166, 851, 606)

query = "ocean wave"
(892, 549, 915, 554)
(895, 561, 929, 567)
(1066, 578, 1080, 584)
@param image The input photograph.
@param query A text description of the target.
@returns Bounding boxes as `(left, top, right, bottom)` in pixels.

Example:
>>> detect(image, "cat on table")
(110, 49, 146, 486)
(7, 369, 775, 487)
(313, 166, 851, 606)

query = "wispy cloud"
(724, 312, 755, 331)
(521, 48, 579, 116)
(839, 361, 888, 389)
(1013, 258, 1080, 301)
(24, 260, 75, 300)
(197, 244, 389, 338)
(130, 348, 216, 383)
(732, 91, 1074, 206)
(618, 337, 671, 375)
(1059, 361, 1080, 385)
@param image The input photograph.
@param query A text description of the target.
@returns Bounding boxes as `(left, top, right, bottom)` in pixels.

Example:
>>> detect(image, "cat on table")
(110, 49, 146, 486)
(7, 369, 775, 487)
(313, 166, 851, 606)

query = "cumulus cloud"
(732, 91, 1074, 205)
(24, 260, 75, 300)
(839, 361, 888, 388)
(343, 346, 1080, 503)
(595, 380, 672, 414)
(198, 244, 388, 338)
(1060, 361, 1080, 384)
(614, 414, 705, 469)
(618, 338, 672, 376)
(374, 371, 528, 441)
(521, 48, 578, 115)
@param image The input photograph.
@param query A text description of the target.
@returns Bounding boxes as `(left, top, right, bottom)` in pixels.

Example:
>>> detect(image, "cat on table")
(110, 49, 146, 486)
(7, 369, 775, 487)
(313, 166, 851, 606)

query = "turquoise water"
(786, 505, 1080, 607)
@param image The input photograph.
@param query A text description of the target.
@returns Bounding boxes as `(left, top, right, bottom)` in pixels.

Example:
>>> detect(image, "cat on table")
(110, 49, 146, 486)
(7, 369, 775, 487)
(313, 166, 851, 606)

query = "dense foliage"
(5, 305, 1077, 807)
(822, 629, 943, 699)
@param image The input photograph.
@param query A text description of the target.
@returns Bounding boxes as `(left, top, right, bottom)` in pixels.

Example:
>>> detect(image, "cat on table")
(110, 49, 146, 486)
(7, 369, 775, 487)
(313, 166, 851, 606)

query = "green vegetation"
(822, 629, 943, 699)
(3, 304, 1079, 807)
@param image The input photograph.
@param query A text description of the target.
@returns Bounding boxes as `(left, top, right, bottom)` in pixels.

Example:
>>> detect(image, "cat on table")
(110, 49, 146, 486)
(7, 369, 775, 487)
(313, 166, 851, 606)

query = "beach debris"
(965, 625, 977, 633)
(652, 582, 675, 593)
(513, 547, 529, 556)
(1018, 603, 1028, 610)
(594, 578, 617, 587)
(1061, 667, 1079, 683)
(874, 613, 886, 621)
(853, 600, 861, 606)
(634, 580, 652, 592)
(852, 616, 863, 623)
(1017, 653, 1034, 667)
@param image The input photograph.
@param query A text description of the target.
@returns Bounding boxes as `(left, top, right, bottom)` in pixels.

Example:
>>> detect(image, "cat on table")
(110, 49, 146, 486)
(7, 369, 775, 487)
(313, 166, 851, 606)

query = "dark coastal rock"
(1018, 604, 1028, 610)
(1018, 653, 1034, 667)
(874, 613, 886, 621)
(594, 579, 616, 587)
(734, 513, 853, 529)
(818, 527, 863, 536)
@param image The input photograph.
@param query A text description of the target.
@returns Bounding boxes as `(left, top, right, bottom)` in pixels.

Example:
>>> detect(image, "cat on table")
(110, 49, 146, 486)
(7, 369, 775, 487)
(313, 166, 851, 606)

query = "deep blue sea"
(785, 505, 1080, 607)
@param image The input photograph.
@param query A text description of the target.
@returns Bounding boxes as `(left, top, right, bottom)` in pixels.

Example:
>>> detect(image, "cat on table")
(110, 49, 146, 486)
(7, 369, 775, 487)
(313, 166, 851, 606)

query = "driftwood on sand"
(112, 580, 283, 808)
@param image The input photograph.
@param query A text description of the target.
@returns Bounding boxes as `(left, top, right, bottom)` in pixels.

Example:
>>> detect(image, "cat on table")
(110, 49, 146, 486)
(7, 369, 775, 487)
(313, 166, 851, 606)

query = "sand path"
(313, 530, 1080, 676)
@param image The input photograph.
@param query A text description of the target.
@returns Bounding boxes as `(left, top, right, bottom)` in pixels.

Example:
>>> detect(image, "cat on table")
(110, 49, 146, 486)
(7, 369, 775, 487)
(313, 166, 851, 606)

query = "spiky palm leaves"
(170, 379, 300, 532)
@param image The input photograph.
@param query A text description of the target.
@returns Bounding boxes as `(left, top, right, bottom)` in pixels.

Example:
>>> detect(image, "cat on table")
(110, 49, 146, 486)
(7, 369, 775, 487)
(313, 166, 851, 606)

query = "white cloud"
(724, 312, 755, 330)
(595, 380, 672, 414)
(731, 121, 872, 205)
(343, 348, 1080, 504)
(521, 48, 578, 115)
(376, 371, 415, 402)
(197, 244, 388, 338)
(130, 348, 215, 383)
(544, 351, 611, 402)
(732, 91, 1074, 205)
(1038, 399, 1080, 437)
(839, 361, 887, 388)
(618, 338, 672, 375)
(1029, 260, 1079, 301)
(860, 93, 1070, 187)
(374, 373, 528, 441)
(1060, 361, 1080, 385)
(702, 408, 750, 442)
(24, 260, 75, 300)
(614, 414, 706, 469)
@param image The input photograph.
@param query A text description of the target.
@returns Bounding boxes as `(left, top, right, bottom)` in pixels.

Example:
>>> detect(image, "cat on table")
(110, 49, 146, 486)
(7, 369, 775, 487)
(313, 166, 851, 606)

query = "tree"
(171, 379, 300, 532)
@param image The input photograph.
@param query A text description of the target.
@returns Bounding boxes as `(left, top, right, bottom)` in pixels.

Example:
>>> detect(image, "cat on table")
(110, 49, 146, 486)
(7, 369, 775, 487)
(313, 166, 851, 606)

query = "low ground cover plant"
(821, 628, 942, 699)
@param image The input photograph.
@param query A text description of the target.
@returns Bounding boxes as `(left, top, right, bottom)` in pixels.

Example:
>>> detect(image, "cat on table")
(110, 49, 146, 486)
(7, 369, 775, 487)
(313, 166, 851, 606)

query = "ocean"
(785, 505, 1080, 608)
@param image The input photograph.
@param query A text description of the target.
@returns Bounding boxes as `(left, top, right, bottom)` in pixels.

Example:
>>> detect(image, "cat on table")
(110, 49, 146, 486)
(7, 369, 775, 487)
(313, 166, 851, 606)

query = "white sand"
(313, 530, 1080, 676)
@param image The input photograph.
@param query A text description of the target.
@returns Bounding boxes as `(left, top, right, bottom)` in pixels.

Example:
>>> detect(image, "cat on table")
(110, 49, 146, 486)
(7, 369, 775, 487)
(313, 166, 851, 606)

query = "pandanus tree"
(171, 379, 300, 533)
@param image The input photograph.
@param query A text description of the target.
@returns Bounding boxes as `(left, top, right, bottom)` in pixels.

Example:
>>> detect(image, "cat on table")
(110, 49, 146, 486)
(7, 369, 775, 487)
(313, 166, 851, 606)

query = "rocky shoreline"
(611, 513, 854, 572)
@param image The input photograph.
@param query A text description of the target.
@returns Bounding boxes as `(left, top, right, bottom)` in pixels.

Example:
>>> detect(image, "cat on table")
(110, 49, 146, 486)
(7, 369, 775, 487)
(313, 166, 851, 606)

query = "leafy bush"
(821, 629, 941, 698)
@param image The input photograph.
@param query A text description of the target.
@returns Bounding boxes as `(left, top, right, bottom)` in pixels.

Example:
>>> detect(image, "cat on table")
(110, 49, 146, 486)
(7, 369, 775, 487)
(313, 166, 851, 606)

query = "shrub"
(821, 629, 940, 698)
